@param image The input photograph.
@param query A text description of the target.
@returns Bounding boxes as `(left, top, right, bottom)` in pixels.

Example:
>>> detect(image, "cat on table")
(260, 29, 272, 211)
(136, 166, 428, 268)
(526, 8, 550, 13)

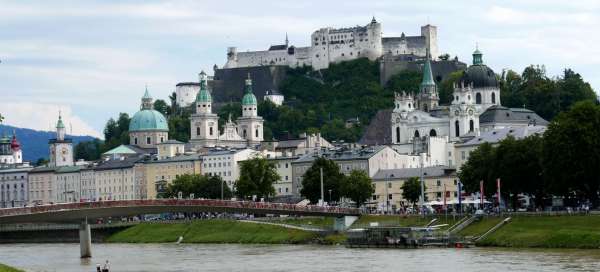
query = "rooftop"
(457, 126, 547, 147)
(294, 145, 388, 163)
(373, 166, 456, 180)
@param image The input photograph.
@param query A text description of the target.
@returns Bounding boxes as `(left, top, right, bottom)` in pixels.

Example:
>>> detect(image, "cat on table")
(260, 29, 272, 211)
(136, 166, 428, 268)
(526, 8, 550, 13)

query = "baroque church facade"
(190, 72, 264, 149)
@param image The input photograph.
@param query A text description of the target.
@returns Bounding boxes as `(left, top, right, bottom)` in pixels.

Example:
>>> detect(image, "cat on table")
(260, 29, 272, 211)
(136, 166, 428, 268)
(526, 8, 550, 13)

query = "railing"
(0, 199, 361, 217)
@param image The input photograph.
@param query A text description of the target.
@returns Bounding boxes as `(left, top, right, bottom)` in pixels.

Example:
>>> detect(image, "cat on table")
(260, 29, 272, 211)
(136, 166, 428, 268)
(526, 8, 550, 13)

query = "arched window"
(134, 137, 138, 145)
(396, 127, 400, 143)
(408, 103, 411, 109)
(414, 130, 420, 138)
(455, 120, 460, 137)
(209, 127, 213, 136)
(492, 92, 496, 104)
(243, 129, 247, 138)
(255, 129, 259, 138)
(146, 137, 151, 145)
(429, 129, 437, 137)
(196, 127, 200, 136)
(476, 93, 482, 104)
(423, 104, 428, 112)
(469, 120, 474, 132)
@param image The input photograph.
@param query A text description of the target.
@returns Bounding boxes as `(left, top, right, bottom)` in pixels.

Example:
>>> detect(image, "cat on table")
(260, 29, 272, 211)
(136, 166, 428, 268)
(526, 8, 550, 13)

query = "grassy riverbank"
(0, 264, 23, 272)
(352, 214, 463, 229)
(460, 215, 600, 249)
(106, 220, 320, 244)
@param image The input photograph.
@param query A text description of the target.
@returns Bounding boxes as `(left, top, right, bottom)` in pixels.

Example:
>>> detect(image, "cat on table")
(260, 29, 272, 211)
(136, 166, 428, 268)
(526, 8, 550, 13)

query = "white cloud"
(0, 102, 102, 138)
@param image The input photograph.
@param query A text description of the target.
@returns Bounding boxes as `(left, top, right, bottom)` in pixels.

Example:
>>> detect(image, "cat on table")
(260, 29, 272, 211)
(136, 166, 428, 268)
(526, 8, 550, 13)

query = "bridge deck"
(0, 199, 361, 224)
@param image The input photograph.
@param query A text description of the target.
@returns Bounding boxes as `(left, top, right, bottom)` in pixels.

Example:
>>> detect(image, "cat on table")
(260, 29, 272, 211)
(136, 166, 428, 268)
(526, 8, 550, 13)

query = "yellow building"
(372, 166, 458, 212)
(141, 154, 202, 199)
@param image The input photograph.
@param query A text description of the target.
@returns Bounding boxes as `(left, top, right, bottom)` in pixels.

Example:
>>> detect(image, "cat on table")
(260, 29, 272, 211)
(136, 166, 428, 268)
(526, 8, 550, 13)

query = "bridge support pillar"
(79, 219, 92, 258)
(333, 215, 358, 232)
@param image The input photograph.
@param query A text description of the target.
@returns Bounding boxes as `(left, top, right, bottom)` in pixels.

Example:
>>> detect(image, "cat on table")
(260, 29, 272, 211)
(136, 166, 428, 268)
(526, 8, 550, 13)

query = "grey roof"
(267, 156, 300, 161)
(268, 44, 287, 51)
(146, 154, 201, 164)
(55, 165, 84, 173)
(460, 64, 498, 88)
(293, 146, 388, 164)
(275, 139, 305, 149)
(457, 126, 546, 147)
(176, 82, 200, 87)
(94, 157, 143, 171)
(373, 166, 456, 181)
(158, 140, 184, 145)
(29, 166, 59, 173)
(359, 109, 392, 145)
(0, 166, 33, 174)
(479, 105, 548, 126)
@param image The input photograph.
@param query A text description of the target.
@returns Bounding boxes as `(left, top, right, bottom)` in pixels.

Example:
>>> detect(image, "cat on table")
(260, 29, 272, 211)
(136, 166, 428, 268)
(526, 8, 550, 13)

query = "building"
(129, 88, 169, 149)
(142, 154, 202, 199)
(261, 133, 332, 156)
(48, 113, 74, 167)
(93, 157, 143, 201)
(264, 89, 284, 106)
(201, 149, 261, 189)
(268, 156, 298, 196)
(190, 74, 264, 149)
(223, 18, 438, 70)
(0, 131, 23, 166)
(28, 167, 56, 205)
(157, 140, 186, 160)
(175, 82, 200, 107)
(372, 167, 458, 212)
(54, 166, 83, 203)
(0, 166, 31, 208)
(291, 145, 419, 195)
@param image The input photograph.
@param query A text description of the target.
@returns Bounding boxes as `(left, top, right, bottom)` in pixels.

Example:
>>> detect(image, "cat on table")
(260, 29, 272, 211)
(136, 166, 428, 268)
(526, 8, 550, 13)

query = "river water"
(0, 243, 599, 272)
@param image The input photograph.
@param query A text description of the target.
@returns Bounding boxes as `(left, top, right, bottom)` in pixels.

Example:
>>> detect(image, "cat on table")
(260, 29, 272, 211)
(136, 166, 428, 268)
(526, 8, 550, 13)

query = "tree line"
(459, 101, 600, 208)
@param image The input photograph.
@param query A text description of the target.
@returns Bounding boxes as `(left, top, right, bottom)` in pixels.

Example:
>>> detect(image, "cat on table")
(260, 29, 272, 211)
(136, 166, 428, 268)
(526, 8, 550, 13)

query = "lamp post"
(319, 167, 324, 206)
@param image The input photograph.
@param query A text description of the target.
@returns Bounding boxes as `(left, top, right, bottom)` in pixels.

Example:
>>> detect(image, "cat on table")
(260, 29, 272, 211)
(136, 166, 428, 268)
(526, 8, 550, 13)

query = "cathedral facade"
(190, 73, 264, 149)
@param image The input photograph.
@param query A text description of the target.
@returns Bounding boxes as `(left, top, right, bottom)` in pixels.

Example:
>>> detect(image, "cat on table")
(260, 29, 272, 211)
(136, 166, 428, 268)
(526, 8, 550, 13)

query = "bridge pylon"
(79, 218, 92, 258)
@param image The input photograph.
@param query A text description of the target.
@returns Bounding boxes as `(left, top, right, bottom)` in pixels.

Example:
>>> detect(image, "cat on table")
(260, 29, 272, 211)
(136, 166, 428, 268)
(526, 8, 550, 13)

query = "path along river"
(1, 243, 599, 272)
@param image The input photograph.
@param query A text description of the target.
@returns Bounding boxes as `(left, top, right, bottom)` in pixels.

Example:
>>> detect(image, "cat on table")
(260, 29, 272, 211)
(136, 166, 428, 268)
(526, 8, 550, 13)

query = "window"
(461, 151, 466, 160)
(146, 137, 151, 145)
(388, 183, 392, 188)
(429, 129, 437, 137)
(476, 93, 482, 104)
(134, 138, 138, 145)
(243, 130, 247, 138)
(396, 127, 400, 143)
(436, 180, 441, 186)
(414, 130, 420, 138)
(455, 120, 460, 137)
(469, 120, 474, 132)
(209, 127, 213, 136)
(255, 129, 258, 138)
(492, 92, 496, 104)
(160, 137, 164, 143)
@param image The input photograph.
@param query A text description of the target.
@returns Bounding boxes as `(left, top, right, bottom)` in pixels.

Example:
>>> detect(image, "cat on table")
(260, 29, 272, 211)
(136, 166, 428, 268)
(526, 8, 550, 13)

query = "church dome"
(129, 110, 169, 132)
(129, 88, 169, 132)
(241, 75, 257, 106)
(10, 134, 20, 151)
(460, 48, 498, 88)
(196, 82, 211, 103)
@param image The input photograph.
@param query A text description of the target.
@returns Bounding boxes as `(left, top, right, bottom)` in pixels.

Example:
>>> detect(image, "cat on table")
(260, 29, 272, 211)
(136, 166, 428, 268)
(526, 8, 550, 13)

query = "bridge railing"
(0, 199, 360, 217)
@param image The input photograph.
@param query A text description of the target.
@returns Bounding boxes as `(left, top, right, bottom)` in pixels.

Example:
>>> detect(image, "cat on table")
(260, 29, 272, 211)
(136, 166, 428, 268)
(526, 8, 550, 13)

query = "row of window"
(0, 175, 25, 180)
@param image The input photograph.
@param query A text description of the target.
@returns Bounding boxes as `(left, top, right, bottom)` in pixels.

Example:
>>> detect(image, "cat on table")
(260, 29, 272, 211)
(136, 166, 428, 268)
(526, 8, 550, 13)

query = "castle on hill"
(223, 17, 438, 70)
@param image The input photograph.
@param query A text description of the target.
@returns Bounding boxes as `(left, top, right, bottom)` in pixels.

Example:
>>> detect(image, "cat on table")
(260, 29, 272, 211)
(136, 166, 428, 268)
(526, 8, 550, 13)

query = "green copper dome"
(241, 76, 257, 106)
(129, 109, 169, 132)
(421, 58, 435, 87)
(56, 113, 65, 129)
(196, 79, 211, 103)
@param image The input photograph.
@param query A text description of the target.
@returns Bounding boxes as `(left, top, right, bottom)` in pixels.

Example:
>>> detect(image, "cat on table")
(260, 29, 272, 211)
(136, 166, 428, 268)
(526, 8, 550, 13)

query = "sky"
(1, 0, 599, 139)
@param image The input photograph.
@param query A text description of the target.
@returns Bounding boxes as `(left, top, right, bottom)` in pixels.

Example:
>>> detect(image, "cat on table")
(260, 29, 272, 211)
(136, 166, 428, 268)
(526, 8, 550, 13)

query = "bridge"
(0, 199, 361, 258)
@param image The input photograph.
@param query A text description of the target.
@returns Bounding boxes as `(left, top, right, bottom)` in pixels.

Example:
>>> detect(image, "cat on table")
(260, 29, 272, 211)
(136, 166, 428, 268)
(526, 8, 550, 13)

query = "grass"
(352, 214, 464, 230)
(473, 215, 600, 249)
(0, 264, 23, 272)
(458, 216, 503, 237)
(106, 220, 319, 244)
(264, 217, 334, 229)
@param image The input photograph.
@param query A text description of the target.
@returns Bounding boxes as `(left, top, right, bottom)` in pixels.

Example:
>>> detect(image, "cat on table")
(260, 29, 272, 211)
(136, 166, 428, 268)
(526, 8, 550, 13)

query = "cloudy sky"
(1, 0, 599, 138)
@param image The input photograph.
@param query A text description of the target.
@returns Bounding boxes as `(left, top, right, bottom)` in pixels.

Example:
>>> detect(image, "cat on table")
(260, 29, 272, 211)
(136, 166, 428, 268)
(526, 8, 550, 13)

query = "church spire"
(141, 86, 153, 110)
(421, 50, 435, 87)
(285, 33, 289, 47)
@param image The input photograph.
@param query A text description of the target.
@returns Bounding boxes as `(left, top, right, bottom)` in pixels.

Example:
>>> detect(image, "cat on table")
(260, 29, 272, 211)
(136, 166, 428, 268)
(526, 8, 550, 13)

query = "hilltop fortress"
(223, 17, 438, 70)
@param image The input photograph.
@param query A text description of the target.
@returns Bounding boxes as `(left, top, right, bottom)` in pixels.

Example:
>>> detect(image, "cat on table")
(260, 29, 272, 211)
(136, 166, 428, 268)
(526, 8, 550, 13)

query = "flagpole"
(497, 178, 501, 214)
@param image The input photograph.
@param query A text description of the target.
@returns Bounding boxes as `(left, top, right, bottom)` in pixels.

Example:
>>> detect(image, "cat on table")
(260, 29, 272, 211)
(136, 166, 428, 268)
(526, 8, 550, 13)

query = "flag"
(480, 180, 484, 206)
(497, 178, 501, 209)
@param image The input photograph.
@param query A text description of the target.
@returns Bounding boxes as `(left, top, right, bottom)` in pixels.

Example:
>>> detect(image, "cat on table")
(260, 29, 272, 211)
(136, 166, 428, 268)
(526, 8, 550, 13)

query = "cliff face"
(210, 66, 289, 104)
(358, 109, 393, 145)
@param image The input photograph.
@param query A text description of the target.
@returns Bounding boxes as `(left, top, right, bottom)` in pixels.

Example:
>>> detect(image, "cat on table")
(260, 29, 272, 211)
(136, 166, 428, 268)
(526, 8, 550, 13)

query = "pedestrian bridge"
(0, 199, 360, 224)
(0, 199, 360, 258)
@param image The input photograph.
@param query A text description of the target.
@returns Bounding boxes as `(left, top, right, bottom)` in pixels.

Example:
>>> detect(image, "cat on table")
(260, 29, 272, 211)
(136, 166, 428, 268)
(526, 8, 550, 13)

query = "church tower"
(49, 112, 74, 167)
(190, 71, 219, 148)
(418, 51, 439, 112)
(449, 81, 480, 139)
(236, 74, 264, 145)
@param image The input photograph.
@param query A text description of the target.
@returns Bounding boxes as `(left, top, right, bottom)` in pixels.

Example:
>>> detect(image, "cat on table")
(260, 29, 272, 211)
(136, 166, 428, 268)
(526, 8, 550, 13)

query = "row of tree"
(459, 101, 600, 208)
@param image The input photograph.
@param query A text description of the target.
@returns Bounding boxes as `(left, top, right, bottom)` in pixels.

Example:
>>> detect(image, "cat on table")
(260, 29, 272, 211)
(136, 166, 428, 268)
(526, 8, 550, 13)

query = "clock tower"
(49, 112, 74, 167)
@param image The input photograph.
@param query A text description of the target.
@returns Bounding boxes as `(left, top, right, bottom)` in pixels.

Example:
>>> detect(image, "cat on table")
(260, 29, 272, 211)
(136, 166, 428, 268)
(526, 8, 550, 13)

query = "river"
(0, 244, 599, 271)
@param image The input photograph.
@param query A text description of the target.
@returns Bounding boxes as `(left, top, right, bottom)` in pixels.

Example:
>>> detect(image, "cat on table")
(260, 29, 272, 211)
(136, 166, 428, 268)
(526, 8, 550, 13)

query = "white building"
(48, 113, 74, 167)
(175, 82, 200, 107)
(201, 149, 278, 189)
(224, 18, 438, 70)
(264, 89, 284, 106)
(268, 156, 297, 196)
(93, 157, 142, 201)
(190, 74, 264, 149)
(0, 131, 23, 166)
(0, 166, 31, 208)
(54, 166, 83, 203)
(261, 133, 333, 157)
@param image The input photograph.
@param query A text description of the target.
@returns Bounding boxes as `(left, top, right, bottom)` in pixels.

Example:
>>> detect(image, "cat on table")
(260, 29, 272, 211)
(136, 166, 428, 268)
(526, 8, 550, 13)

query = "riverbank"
(460, 215, 600, 249)
(106, 220, 324, 244)
(0, 263, 23, 272)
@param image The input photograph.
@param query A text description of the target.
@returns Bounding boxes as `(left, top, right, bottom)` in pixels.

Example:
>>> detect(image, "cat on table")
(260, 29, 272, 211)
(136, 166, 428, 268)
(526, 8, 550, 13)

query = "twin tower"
(190, 72, 264, 149)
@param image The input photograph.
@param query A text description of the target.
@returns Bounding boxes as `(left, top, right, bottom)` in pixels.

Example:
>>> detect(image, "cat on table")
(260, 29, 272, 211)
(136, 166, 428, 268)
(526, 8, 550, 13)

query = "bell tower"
(190, 71, 219, 148)
(49, 112, 74, 167)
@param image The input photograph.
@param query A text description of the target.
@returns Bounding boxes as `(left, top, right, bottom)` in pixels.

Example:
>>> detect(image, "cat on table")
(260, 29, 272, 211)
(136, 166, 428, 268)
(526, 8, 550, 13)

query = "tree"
(164, 174, 232, 199)
(74, 139, 103, 161)
(401, 177, 424, 206)
(235, 156, 279, 200)
(35, 158, 49, 166)
(543, 101, 600, 207)
(458, 143, 497, 196)
(341, 170, 374, 207)
(154, 99, 170, 116)
(438, 71, 464, 104)
(102, 113, 130, 152)
(385, 70, 422, 95)
(300, 157, 345, 204)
